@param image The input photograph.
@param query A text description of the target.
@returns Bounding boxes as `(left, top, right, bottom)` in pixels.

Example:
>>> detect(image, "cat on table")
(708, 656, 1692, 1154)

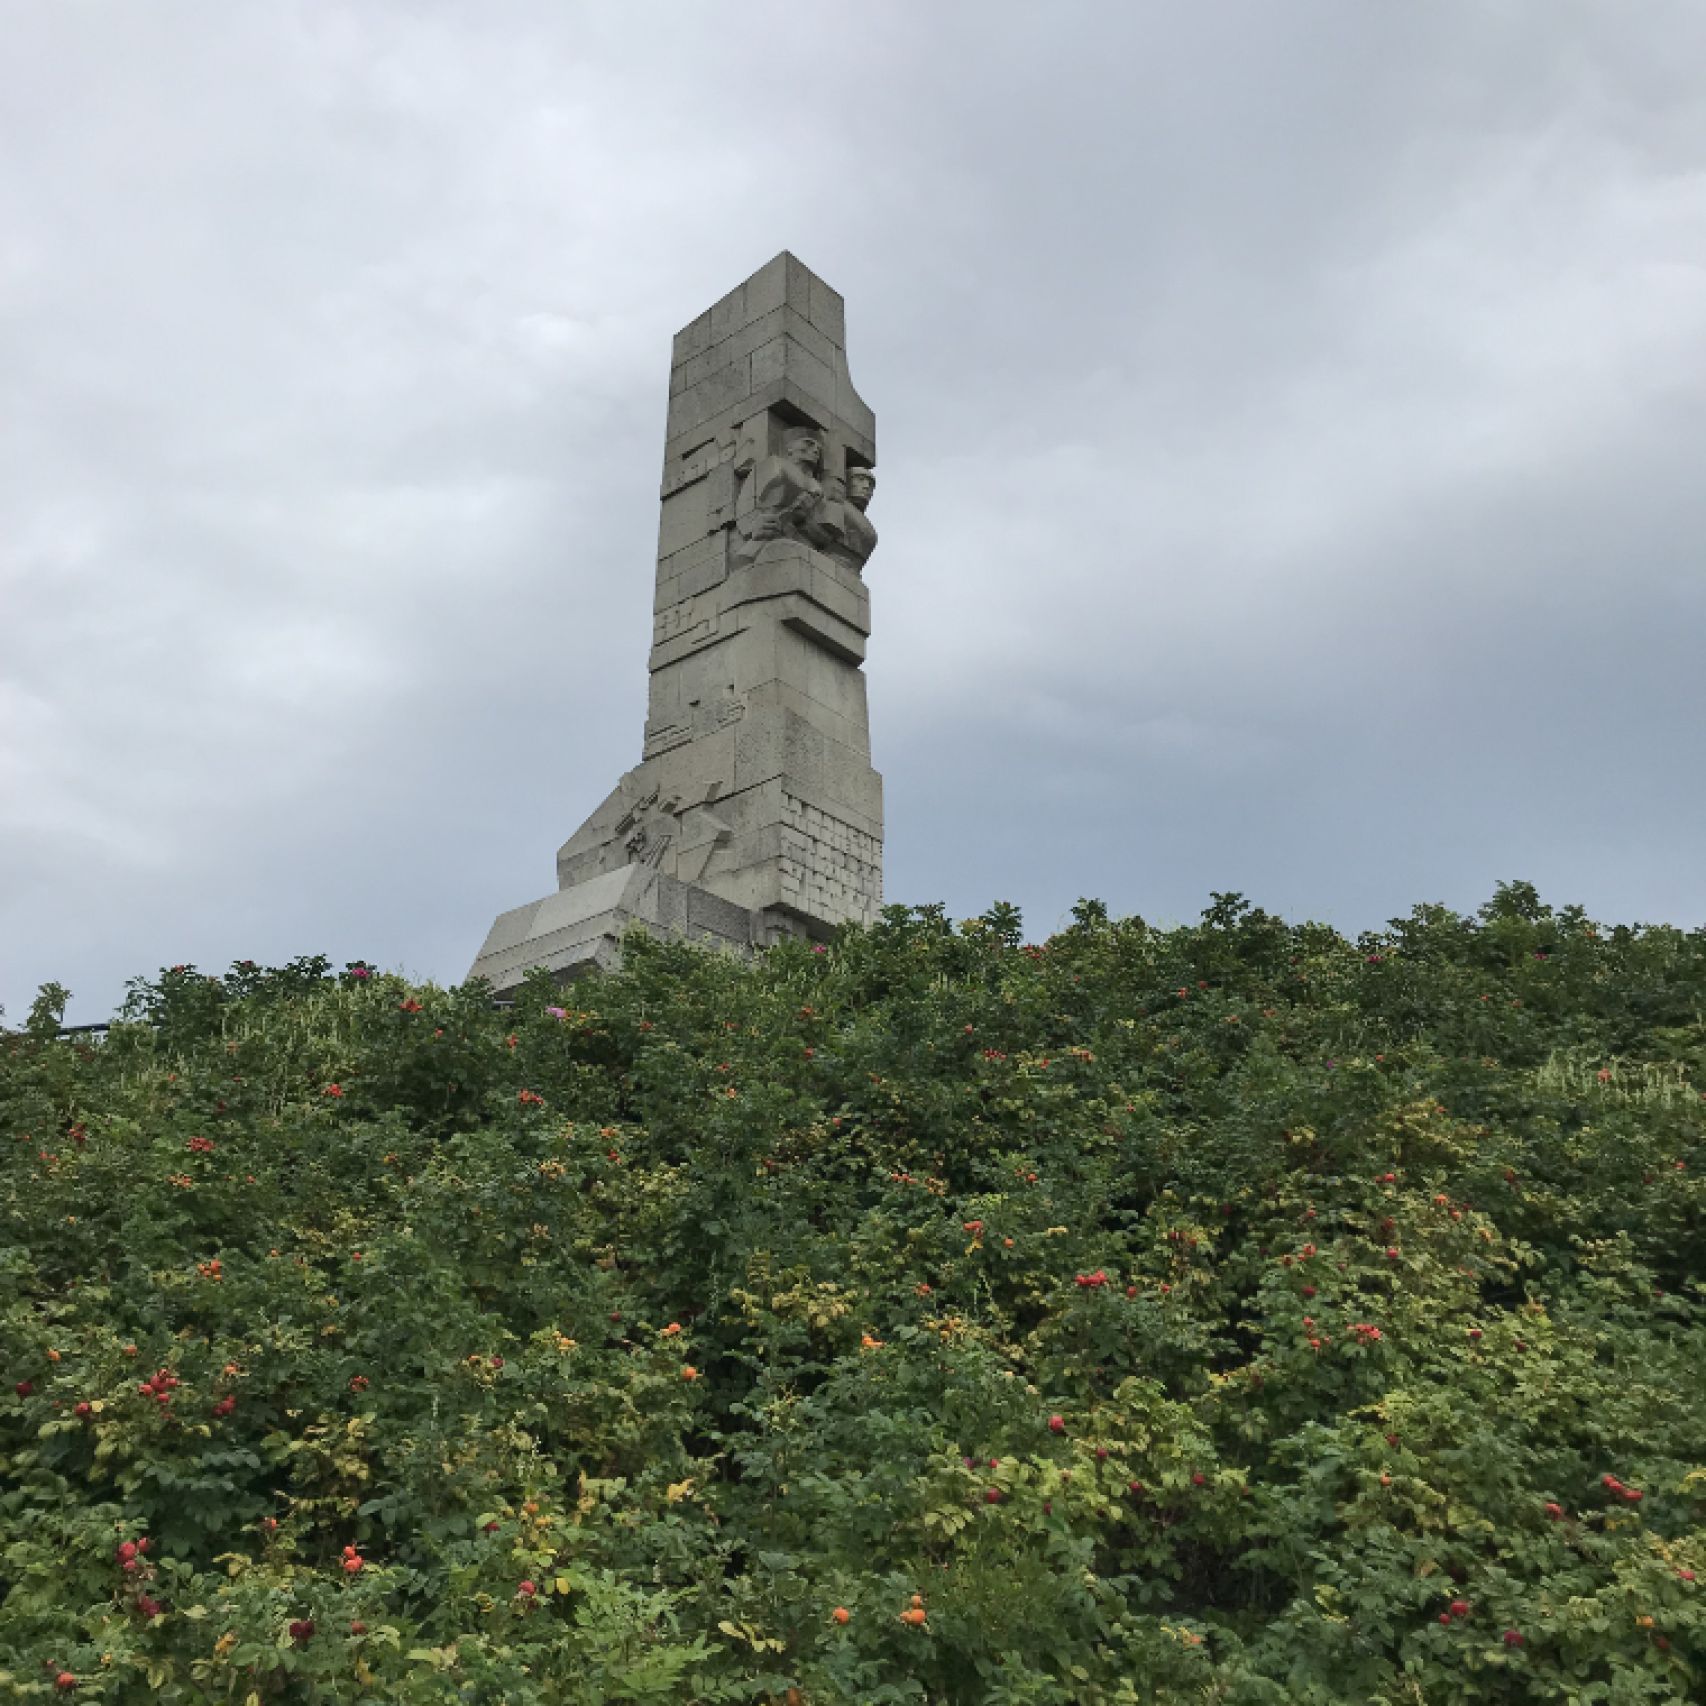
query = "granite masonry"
(468, 253, 883, 992)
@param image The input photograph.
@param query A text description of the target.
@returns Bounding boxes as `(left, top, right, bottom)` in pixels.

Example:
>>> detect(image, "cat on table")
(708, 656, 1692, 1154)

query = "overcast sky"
(4, 2, 1704, 1023)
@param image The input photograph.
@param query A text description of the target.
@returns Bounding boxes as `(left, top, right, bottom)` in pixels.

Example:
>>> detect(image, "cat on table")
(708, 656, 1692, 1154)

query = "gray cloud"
(4, 1, 1704, 1021)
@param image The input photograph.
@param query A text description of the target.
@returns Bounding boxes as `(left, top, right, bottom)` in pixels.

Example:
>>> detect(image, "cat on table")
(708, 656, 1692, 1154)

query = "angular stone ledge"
(467, 865, 771, 996)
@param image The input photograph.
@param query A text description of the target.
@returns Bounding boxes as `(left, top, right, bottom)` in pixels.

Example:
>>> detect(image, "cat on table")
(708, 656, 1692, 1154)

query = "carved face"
(847, 468, 875, 511)
(785, 432, 823, 473)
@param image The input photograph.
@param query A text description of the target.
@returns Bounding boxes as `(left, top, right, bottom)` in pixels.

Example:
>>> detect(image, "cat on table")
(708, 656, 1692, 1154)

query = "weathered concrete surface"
(468, 252, 883, 993)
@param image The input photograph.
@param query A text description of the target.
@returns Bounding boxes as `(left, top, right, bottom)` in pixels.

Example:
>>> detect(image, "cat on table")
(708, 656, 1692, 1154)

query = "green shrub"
(2, 885, 1702, 1702)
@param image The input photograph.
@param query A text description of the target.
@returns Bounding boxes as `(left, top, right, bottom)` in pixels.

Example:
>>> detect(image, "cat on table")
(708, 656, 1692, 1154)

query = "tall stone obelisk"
(468, 252, 882, 991)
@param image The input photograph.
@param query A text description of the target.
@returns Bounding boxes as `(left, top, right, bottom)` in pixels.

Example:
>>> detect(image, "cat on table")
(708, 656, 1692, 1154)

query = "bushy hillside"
(3, 885, 1703, 1705)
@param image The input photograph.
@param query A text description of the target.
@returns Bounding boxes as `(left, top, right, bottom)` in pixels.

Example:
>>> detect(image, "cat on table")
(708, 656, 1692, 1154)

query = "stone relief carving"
(732, 423, 876, 572)
(617, 788, 682, 869)
(642, 693, 746, 762)
(830, 465, 877, 571)
(605, 782, 736, 883)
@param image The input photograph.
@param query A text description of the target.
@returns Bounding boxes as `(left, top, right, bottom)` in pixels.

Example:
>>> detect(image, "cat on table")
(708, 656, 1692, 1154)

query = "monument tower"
(468, 253, 882, 991)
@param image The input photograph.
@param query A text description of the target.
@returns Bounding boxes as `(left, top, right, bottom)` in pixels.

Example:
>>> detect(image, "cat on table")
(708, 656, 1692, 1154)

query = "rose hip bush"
(2, 883, 1702, 1703)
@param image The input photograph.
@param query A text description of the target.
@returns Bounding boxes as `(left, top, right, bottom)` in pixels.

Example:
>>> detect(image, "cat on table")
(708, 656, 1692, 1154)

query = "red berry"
(1450, 1599, 1470, 1618)
(289, 1619, 315, 1643)
(14, 1380, 31, 1397)
(117, 1542, 138, 1562)
(984, 1487, 1002, 1504)
(1438, 1612, 1451, 1625)
(1048, 1414, 1065, 1434)
(1502, 1629, 1523, 1647)
(518, 1579, 537, 1597)
(73, 1402, 91, 1418)
(1544, 1501, 1564, 1519)
(56, 1673, 77, 1692)
(1191, 1472, 1207, 1487)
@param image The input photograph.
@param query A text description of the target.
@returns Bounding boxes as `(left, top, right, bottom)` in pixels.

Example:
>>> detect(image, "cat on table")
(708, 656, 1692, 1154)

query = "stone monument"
(468, 252, 882, 992)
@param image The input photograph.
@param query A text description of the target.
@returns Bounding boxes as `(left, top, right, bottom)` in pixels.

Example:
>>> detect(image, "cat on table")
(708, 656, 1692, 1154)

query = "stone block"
(673, 307, 836, 400)
(654, 532, 728, 613)
(709, 282, 747, 344)
(660, 437, 721, 498)
(835, 350, 876, 443)
(466, 867, 650, 992)
(742, 252, 790, 322)
(749, 336, 835, 419)
(666, 359, 754, 442)
(672, 310, 713, 367)
(467, 864, 767, 993)
(808, 273, 846, 346)
(745, 671, 869, 749)
(656, 479, 710, 560)
(720, 543, 869, 636)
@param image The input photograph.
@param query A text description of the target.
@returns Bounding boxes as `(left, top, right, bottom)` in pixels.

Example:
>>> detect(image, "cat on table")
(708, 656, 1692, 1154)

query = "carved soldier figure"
(734, 427, 828, 561)
(835, 465, 877, 570)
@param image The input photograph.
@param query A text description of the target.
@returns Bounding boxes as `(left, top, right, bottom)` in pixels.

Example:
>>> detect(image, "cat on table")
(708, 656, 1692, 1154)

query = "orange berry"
(900, 1607, 927, 1626)
(831, 1606, 850, 1625)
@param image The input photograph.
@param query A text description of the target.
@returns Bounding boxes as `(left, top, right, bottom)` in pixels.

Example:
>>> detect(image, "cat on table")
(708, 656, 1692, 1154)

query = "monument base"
(466, 865, 804, 995)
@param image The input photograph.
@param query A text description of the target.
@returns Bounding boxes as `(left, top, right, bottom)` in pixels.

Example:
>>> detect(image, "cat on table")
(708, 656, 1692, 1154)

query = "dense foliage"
(2, 883, 1703, 1704)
